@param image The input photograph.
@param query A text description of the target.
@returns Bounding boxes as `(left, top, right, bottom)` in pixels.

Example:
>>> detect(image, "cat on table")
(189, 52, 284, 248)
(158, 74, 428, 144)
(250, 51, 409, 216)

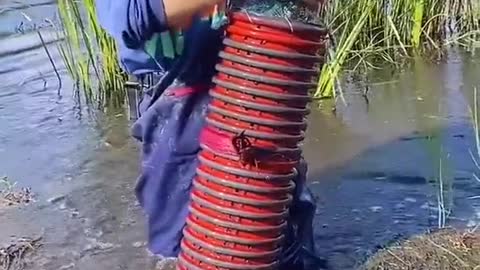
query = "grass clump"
(0, 177, 33, 208)
(57, 0, 126, 108)
(362, 229, 480, 270)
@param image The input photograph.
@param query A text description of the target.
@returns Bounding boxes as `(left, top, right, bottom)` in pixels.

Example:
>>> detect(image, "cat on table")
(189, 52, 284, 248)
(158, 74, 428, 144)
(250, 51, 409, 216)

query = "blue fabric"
(95, 0, 225, 75)
(95, 0, 174, 74)
(132, 87, 209, 257)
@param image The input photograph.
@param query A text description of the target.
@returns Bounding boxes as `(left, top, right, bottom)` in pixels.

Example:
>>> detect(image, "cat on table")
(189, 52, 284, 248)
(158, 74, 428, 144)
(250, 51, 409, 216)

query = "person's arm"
(95, 0, 223, 49)
(164, 0, 224, 28)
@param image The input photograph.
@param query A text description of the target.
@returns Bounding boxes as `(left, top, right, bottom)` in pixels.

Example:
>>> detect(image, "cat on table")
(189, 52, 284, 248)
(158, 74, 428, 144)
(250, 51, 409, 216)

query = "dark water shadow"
(302, 51, 480, 269)
(307, 128, 480, 270)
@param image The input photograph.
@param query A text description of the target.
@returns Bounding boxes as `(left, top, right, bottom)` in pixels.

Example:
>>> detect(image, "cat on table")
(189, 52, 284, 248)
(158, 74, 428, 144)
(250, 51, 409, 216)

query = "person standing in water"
(95, 0, 326, 269)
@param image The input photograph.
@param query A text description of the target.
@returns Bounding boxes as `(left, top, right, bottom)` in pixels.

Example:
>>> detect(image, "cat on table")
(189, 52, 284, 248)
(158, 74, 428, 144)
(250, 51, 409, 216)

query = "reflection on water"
(304, 51, 480, 269)
(0, 1, 479, 269)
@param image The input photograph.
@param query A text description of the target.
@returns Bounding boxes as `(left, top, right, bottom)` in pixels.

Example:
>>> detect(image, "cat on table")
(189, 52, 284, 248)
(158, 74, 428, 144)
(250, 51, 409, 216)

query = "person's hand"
(164, 0, 225, 28)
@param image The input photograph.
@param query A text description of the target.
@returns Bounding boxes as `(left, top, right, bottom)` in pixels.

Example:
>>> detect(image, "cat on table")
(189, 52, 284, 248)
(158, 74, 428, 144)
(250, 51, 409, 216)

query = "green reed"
(57, 0, 126, 108)
(56, 0, 480, 104)
(315, 0, 480, 98)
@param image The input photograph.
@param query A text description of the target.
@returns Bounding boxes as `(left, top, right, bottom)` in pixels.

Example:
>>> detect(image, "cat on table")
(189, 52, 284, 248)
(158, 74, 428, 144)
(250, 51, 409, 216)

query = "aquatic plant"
(315, 0, 480, 98)
(57, 0, 126, 107)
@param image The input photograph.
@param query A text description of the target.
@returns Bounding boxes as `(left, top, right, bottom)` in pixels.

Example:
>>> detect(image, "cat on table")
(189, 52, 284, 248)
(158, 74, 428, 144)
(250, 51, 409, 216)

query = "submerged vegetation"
(56, 0, 480, 106)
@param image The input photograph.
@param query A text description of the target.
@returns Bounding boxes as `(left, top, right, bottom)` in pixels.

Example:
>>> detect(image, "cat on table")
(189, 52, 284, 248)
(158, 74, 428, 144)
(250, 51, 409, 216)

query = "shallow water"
(305, 53, 480, 268)
(0, 1, 479, 270)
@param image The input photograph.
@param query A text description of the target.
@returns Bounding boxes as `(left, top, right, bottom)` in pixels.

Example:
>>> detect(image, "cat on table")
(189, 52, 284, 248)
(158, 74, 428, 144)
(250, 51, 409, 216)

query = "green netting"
(230, 0, 321, 24)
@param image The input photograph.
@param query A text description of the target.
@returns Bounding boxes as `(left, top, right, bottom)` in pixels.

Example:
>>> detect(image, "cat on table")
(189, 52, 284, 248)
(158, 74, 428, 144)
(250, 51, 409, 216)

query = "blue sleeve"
(95, 0, 168, 49)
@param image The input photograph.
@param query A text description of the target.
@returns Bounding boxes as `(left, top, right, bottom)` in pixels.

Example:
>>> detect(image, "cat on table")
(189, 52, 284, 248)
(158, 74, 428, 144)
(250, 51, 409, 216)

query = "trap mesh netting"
(229, 0, 322, 24)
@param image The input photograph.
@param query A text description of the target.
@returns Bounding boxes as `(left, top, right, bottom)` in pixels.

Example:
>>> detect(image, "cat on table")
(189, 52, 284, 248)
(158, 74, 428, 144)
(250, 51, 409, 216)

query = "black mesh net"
(230, 0, 322, 24)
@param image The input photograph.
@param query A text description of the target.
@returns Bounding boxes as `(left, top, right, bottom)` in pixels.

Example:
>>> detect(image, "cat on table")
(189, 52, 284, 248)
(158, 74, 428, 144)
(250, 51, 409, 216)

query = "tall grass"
(315, 0, 480, 98)
(56, 0, 480, 105)
(57, 0, 126, 108)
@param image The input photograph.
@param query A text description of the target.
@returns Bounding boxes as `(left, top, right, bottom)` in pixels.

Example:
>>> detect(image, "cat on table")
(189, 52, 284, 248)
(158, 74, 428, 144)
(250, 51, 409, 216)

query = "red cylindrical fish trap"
(226, 25, 324, 55)
(184, 225, 280, 259)
(223, 45, 319, 70)
(193, 177, 293, 214)
(200, 150, 299, 176)
(178, 10, 327, 270)
(218, 50, 318, 77)
(226, 32, 319, 56)
(215, 65, 316, 96)
(229, 13, 328, 42)
(179, 239, 279, 270)
(200, 150, 299, 175)
(214, 73, 312, 99)
(210, 98, 307, 125)
(210, 99, 306, 124)
(184, 226, 282, 257)
(208, 104, 308, 132)
(199, 124, 305, 158)
(186, 215, 285, 244)
(178, 252, 219, 270)
(213, 77, 311, 103)
(191, 187, 291, 219)
(196, 165, 296, 192)
(205, 120, 305, 149)
(180, 234, 279, 266)
(189, 201, 286, 232)
(211, 85, 308, 109)
(195, 176, 289, 202)
(218, 58, 315, 82)
(224, 13, 326, 57)
(227, 21, 321, 44)
(207, 111, 302, 138)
